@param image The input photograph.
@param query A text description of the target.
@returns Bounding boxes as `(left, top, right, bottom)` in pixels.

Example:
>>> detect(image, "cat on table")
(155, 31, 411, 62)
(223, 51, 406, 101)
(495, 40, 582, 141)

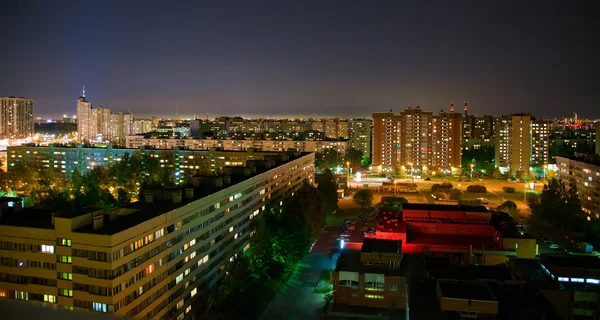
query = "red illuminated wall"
(406, 221, 496, 237)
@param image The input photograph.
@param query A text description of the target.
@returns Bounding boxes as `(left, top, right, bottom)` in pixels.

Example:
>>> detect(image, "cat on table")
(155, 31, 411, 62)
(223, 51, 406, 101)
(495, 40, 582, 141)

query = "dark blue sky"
(1, 0, 598, 119)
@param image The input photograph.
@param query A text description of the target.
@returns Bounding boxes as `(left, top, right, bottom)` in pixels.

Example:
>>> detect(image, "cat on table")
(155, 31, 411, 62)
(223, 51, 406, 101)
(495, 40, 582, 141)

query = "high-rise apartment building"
(531, 119, 550, 167)
(0, 151, 315, 319)
(399, 107, 434, 172)
(348, 119, 372, 159)
(432, 111, 462, 170)
(0, 96, 34, 139)
(495, 115, 551, 175)
(76, 88, 132, 144)
(372, 107, 461, 173)
(372, 111, 401, 171)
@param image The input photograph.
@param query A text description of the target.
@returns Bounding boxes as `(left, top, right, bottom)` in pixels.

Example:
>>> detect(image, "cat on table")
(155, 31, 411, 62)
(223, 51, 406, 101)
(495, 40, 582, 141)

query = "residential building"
(495, 114, 550, 175)
(539, 254, 600, 319)
(372, 106, 461, 173)
(373, 203, 537, 261)
(531, 119, 551, 167)
(7, 145, 312, 182)
(348, 119, 372, 159)
(331, 238, 407, 311)
(0, 96, 35, 139)
(556, 154, 600, 219)
(372, 111, 401, 172)
(124, 136, 349, 156)
(432, 110, 462, 170)
(76, 88, 132, 144)
(0, 151, 315, 319)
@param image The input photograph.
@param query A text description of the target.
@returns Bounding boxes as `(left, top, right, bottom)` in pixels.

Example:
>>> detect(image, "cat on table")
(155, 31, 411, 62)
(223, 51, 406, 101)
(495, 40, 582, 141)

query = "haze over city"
(2, 0, 599, 119)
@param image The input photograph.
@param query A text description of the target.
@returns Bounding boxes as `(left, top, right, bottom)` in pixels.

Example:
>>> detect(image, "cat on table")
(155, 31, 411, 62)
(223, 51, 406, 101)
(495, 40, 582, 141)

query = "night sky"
(1, 0, 598, 119)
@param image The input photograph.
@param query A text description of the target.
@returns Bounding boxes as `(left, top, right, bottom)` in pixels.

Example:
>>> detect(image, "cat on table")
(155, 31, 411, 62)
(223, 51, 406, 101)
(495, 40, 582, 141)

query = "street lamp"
(346, 161, 350, 179)
(470, 164, 474, 181)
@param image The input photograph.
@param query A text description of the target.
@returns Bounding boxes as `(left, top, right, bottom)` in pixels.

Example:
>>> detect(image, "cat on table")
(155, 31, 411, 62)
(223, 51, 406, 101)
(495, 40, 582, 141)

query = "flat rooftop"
(408, 233, 502, 249)
(541, 254, 600, 270)
(438, 280, 496, 301)
(335, 249, 406, 277)
(361, 238, 402, 254)
(402, 203, 489, 212)
(0, 207, 55, 229)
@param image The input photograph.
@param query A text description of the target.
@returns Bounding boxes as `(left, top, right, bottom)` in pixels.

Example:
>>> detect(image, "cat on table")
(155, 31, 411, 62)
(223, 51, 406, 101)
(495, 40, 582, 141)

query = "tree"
(450, 189, 462, 201)
(322, 149, 341, 170)
(316, 169, 338, 213)
(286, 181, 326, 240)
(515, 170, 524, 180)
(492, 168, 503, 179)
(530, 178, 585, 231)
(353, 189, 373, 210)
(344, 148, 363, 173)
(485, 163, 495, 177)
(528, 170, 537, 181)
(547, 169, 556, 180)
(498, 200, 518, 213)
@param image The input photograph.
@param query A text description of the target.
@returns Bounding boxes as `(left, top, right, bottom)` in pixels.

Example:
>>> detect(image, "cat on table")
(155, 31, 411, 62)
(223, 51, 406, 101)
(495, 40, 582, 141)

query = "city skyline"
(2, 1, 599, 119)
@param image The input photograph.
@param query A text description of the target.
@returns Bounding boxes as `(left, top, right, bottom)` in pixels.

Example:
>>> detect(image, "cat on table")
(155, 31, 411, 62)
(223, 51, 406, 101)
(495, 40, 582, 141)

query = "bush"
(433, 191, 450, 201)
(502, 186, 515, 193)
(450, 189, 462, 201)
(498, 200, 518, 213)
(432, 182, 453, 194)
(466, 185, 487, 193)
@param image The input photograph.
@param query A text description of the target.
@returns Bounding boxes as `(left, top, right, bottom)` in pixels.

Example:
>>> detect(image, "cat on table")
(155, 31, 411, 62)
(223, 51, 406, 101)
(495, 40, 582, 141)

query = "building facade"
(125, 136, 349, 156)
(556, 155, 600, 220)
(0, 96, 35, 139)
(372, 107, 461, 173)
(76, 89, 132, 144)
(0, 152, 315, 319)
(348, 119, 372, 160)
(7, 145, 309, 181)
(495, 115, 550, 175)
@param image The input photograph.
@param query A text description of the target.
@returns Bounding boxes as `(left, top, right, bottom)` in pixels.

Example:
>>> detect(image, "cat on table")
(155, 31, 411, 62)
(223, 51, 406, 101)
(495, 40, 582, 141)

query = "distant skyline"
(2, 1, 599, 119)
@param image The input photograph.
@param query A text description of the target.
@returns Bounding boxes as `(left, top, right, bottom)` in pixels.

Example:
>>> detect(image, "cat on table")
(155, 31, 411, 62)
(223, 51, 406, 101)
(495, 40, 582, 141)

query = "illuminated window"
(41, 245, 54, 254)
(191, 288, 197, 297)
(44, 294, 57, 303)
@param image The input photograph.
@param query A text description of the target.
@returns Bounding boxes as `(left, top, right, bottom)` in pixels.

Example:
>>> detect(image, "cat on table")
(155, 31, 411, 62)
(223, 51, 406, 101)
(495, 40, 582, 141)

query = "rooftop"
(0, 207, 55, 229)
(438, 280, 496, 301)
(426, 257, 515, 281)
(408, 233, 502, 250)
(361, 238, 402, 255)
(402, 203, 489, 212)
(557, 154, 600, 167)
(541, 254, 600, 270)
(335, 249, 406, 277)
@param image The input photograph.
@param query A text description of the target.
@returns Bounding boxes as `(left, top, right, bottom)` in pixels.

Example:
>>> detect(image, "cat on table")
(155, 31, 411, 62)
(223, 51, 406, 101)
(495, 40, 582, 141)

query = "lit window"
(191, 288, 197, 297)
(41, 245, 54, 254)
(586, 279, 600, 284)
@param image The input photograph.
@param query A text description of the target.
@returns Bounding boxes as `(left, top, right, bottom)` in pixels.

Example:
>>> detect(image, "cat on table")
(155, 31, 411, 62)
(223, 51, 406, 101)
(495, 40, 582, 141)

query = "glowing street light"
(470, 163, 474, 181)
(346, 161, 350, 178)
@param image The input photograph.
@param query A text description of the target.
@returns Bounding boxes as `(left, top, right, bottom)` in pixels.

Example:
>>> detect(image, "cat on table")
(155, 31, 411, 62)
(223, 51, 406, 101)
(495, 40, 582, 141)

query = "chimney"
(450, 102, 455, 113)
(93, 213, 104, 230)
(172, 190, 182, 203)
(144, 191, 154, 203)
(185, 188, 194, 199)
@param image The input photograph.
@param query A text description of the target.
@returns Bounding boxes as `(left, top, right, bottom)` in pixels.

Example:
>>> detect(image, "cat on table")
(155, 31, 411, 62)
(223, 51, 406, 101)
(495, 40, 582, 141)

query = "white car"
(549, 244, 561, 249)
(477, 198, 490, 204)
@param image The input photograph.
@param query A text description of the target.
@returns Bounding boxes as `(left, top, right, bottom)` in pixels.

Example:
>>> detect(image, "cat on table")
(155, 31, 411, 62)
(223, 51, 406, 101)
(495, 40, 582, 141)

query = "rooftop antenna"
(82, 85, 86, 98)
(450, 102, 455, 113)
(464, 101, 469, 116)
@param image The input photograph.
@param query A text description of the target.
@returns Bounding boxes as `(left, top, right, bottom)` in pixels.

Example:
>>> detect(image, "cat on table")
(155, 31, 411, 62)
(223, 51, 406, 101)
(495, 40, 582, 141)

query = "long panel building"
(124, 136, 349, 156)
(556, 154, 600, 220)
(0, 151, 315, 319)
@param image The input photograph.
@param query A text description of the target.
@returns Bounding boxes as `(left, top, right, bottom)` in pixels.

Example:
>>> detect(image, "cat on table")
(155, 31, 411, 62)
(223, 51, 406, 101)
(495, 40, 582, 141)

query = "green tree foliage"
(344, 148, 363, 173)
(450, 189, 462, 201)
(515, 170, 524, 180)
(461, 146, 494, 172)
(353, 188, 373, 210)
(498, 200, 518, 213)
(316, 169, 338, 213)
(493, 168, 503, 179)
(502, 186, 516, 193)
(286, 181, 326, 240)
(528, 178, 585, 231)
(380, 196, 408, 208)
(466, 185, 487, 193)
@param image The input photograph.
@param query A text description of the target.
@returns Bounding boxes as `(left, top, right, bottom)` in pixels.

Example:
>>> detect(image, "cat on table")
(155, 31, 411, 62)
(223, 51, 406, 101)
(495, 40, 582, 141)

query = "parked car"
(424, 177, 431, 181)
(549, 244, 561, 250)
